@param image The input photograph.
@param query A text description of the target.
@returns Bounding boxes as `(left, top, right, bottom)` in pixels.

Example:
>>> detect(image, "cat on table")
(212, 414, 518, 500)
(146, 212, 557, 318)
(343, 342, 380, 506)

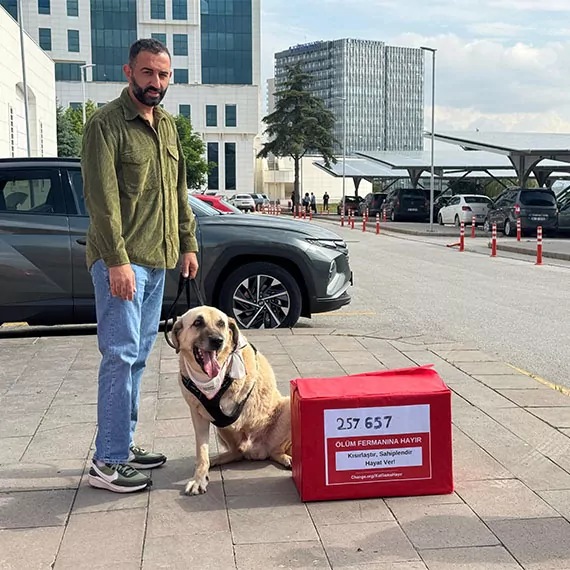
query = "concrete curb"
(489, 242, 570, 262)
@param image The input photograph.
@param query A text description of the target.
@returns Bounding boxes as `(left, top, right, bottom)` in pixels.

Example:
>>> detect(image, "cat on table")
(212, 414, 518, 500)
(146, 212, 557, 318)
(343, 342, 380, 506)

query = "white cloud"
(467, 22, 529, 37)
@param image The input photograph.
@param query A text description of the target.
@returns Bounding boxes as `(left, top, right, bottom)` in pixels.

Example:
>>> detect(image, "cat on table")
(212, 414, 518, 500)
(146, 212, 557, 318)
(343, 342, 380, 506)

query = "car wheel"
(483, 218, 491, 232)
(504, 219, 513, 237)
(391, 210, 397, 222)
(438, 213, 444, 226)
(454, 215, 460, 228)
(219, 262, 302, 329)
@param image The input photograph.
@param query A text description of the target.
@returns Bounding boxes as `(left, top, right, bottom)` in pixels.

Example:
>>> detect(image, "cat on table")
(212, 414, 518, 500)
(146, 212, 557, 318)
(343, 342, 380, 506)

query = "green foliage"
(174, 115, 211, 189)
(56, 105, 81, 157)
(258, 64, 337, 204)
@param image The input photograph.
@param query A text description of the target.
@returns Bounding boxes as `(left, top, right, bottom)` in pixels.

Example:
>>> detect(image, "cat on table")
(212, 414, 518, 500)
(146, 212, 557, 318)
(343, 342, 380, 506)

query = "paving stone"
(296, 361, 346, 378)
(285, 347, 337, 364)
(435, 350, 501, 363)
(338, 564, 427, 570)
(0, 489, 75, 529)
(272, 365, 301, 384)
(0, 411, 45, 438)
(234, 541, 330, 570)
(450, 381, 517, 410)
(420, 545, 522, 569)
(293, 327, 336, 335)
(143, 532, 235, 570)
(318, 521, 419, 567)
(375, 353, 417, 370)
(452, 428, 512, 482)
(488, 517, 570, 570)
(0, 460, 84, 491)
(156, 397, 191, 420)
(395, 503, 500, 549)
(51, 386, 98, 406)
(263, 353, 296, 367)
(341, 363, 390, 375)
(0, 436, 30, 464)
(402, 353, 472, 384)
(0, 526, 64, 569)
(456, 479, 558, 520)
(220, 461, 296, 496)
(499, 388, 570, 408)
(318, 336, 366, 352)
(56, 509, 146, 570)
(331, 350, 383, 368)
(158, 373, 181, 399)
(155, 418, 194, 438)
(40, 403, 97, 429)
(279, 335, 325, 348)
(473, 373, 543, 390)
(454, 362, 522, 376)
(538, 489, 570, 520)
(358, 337, 401, 352)
(0, 392, 55, 413)
(529, 407, 570, 428)
(308, 498, 394, 526)
(385, 494, 464, 517)
(227, 494, 318, 544)
(22, 423, 95, 461)
(159, 358, 180, 374)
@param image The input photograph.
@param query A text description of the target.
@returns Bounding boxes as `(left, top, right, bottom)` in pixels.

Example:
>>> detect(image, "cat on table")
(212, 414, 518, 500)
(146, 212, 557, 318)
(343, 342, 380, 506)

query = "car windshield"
(465, 196, 493, 204)
(219, 199, 241, 214)
(187, 194, 220, 217)
(236, 194, 251, 199)
(402, 190, 425, 198)
(519, 191, 556, 207)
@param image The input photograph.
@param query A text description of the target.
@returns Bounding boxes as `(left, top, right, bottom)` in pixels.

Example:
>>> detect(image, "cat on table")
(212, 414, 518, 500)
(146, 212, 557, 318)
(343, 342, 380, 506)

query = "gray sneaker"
(128, 445, 167, 469)
(88, 461, 150, 493)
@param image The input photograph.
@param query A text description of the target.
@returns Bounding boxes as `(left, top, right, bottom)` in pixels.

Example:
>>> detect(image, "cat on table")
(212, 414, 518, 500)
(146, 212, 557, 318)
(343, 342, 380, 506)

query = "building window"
(207, 143, 219, 190)
(206, 105, 217, 127)
(38, 0, 50, 14)
(67, 0, 78, 16)
(68, 30, 80, 52)
(201, 0, 252, 85)
(97, 102, 106, 108)
(225, 143, 236, 190)
(225, 104, 237, 127)
(8, 106, 15, 157)
(179, 104, 191, 119)
(151, 33, 166, 47)
(38, 28, 51, 51)
(173, 34, 188, 56)
(173, 69, 188, 83)
(150, 0, 165, 19)
(2, 0, 18, 20)
(40, 122, 44, 156)
(70, 102, 81, 110)
(172, 0, 187, 20)
(55, 62, 82, 81)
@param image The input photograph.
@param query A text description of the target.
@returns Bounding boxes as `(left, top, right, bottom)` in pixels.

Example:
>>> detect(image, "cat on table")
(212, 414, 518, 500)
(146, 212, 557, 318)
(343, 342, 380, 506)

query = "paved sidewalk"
(1, 329, 570, 569)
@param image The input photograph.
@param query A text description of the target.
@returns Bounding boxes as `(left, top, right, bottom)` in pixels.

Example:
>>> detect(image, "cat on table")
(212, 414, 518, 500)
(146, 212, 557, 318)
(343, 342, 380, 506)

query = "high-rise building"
(1, 0, 261, 191)
(274, 38, 424, 154)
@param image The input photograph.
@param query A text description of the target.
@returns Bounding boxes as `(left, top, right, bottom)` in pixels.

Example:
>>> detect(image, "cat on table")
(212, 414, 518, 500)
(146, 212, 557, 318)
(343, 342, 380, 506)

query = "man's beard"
(131, 77, 167, 107)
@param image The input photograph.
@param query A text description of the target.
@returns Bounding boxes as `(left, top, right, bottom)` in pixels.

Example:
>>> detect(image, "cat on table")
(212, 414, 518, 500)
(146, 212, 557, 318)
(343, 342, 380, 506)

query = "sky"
(260, 0, 570, 133)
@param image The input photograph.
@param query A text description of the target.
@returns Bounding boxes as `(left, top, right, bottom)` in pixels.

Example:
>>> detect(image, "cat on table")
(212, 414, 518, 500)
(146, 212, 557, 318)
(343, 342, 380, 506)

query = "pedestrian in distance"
(323, 192, 329, 213)
(81, 38, 199, 493)
(310, 192, 317, 214)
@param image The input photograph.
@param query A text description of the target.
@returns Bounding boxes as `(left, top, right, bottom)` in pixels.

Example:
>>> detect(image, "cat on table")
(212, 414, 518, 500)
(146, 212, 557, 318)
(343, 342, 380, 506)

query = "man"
(81, 39, 199, 493)
(310, 192, 317, 214)
(323, 192, 329, 213)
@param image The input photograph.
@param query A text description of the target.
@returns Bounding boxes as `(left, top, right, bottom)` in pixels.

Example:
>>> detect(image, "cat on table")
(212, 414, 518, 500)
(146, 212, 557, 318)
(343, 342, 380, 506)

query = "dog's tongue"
(203, 351, 221, 379)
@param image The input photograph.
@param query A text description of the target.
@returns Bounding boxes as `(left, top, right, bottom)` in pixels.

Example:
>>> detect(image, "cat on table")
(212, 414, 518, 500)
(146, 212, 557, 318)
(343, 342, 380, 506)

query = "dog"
(170, 306, 292, 495)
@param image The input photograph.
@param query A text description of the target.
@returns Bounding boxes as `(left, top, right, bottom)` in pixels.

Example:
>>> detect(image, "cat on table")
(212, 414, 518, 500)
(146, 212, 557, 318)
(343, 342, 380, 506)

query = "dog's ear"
(171, 319, 184, 353)
(228, 317, 240, 351)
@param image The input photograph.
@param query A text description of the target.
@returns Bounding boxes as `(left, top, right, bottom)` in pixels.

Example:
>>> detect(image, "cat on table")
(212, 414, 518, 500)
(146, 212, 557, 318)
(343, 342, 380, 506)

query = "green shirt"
(81, 87, 198, 270)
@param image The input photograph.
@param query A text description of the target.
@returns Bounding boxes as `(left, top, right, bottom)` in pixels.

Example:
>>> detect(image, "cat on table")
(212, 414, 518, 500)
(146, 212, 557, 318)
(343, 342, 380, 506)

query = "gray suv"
(0, 158, 352, 329)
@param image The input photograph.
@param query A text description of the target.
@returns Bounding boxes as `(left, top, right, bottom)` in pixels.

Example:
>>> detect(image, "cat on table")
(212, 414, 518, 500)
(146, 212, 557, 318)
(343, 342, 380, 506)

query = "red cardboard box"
(290, 365, 453, 502)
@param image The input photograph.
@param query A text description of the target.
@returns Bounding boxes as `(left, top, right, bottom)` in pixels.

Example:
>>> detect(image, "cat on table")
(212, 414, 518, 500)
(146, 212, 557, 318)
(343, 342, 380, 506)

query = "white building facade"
(0, 5, 57, 158)
(2, 0, 261, 192)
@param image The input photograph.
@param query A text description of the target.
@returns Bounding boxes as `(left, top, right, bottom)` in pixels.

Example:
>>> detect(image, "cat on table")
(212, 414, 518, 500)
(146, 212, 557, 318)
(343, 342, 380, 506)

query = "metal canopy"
(428, 131, 570, 187)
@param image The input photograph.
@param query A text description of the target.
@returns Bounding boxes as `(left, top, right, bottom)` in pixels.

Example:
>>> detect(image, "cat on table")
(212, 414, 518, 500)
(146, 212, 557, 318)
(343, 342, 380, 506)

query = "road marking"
(318, 311, 377, 317)
(506, 363, 570, 398)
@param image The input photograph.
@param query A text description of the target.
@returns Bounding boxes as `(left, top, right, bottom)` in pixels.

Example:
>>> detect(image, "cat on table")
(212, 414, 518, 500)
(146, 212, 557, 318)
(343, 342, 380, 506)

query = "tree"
(258, 64, 336, 207)
(65, 100, 98, 139)
(56, 105, 81, 157)
(174, 115, 211, 189)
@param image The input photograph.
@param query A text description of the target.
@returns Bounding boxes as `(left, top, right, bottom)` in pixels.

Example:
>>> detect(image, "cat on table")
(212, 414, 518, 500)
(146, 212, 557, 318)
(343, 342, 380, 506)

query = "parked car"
(358, 193, 387, 217)
(194, 194, 241, 214)
(227, 193, 256, 212)
(383, 188, 429, 222)
(337, 196, 364, 216)
(483, 187, 558, 237)
(438, 194, 493, 227)
(0, 158, 352, 329)
(433, 192, 453, 218)
(250, 193, 271, 211)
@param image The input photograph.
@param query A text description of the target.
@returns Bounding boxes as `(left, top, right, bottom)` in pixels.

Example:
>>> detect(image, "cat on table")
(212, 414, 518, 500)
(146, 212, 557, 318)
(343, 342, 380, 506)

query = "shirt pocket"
(120, 150, 152, 194)
(165, 144, 180, 190)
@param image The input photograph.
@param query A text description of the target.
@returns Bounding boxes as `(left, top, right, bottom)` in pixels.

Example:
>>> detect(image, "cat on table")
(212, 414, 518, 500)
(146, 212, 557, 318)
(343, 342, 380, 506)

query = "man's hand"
(180, 252, 199, 279)
(109, 264, 136, 301)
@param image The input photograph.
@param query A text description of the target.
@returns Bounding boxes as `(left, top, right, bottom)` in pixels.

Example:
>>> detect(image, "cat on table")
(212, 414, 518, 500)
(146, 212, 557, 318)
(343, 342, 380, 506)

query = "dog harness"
(180, 342, 258, 428)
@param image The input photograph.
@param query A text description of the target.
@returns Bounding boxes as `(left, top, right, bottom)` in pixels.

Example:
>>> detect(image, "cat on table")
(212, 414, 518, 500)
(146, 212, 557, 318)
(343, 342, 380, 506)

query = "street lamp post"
(80, 64, 96, 125)
(420, 46, 437, 232)
(17, 0, 31, 157)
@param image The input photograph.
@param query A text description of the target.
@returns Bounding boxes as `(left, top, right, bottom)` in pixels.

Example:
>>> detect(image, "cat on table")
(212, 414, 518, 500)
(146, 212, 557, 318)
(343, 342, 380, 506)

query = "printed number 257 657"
(336, 416, 393, 431)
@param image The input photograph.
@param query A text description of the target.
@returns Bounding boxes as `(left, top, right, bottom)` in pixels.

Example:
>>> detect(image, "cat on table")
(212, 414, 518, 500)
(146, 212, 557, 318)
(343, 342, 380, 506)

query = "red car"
(194, 194, 241, 214)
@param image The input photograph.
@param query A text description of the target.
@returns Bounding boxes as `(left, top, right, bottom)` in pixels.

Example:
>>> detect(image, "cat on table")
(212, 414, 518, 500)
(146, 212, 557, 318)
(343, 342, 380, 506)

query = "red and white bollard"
(277, 205, 281, 216)
(362, 216, 366, 232)
(351, 211, 355, 230)
(303, 210, 306, 220)
(376, 212, 380, 235)
(491, 223, 497, 257)
(517, 218, 521, 242)
(471, 216, 476, 238)
(309, 210, 313, 221)
(327, 207, 330, 215)
(366, 208, 369, 223)
(460, 221, 465, 252)
(341, 211, 345, 227)
(536, 226, 543, 265)
(383, 208, 387, 223)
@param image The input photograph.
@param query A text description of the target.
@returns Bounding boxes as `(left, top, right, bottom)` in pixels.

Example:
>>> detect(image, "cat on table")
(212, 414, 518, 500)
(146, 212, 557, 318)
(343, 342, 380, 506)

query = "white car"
(228, 193, 256, 212)
(438, 194, 493, 227)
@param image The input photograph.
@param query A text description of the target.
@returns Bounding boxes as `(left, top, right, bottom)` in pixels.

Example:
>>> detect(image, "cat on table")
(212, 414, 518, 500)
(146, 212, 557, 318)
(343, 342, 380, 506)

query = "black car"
(337, 195, 364, 216)
(483, 187, 558, 237)
(383, 188, 429, 222)
(359, 193, 387, 217)
(0, 158, 352, 329)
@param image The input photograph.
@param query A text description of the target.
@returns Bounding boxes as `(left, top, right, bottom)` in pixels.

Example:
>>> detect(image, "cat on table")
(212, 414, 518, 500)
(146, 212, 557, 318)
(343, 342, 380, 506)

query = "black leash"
(164, 275, 205, 349)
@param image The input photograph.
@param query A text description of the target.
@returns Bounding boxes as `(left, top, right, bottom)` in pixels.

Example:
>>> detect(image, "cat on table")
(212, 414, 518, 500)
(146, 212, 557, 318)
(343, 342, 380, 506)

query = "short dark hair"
(129, 38, 171, 67)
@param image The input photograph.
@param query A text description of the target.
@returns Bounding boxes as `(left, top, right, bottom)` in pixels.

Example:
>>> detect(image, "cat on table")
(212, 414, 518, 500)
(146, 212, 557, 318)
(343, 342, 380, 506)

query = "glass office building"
(275, 39, 424, 154)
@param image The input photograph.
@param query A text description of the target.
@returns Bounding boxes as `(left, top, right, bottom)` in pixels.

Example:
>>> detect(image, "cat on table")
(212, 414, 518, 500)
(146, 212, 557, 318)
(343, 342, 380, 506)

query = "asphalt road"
(299, 220, 570, 389)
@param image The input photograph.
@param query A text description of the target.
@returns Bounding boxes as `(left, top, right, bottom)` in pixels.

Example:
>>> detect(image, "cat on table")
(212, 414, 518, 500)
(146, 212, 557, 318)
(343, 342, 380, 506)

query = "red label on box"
(324, 405, 431, 485)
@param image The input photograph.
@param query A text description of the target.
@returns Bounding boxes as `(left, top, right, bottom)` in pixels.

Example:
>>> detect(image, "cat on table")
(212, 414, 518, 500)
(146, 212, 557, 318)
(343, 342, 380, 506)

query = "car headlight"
(305, 238, 347, 251)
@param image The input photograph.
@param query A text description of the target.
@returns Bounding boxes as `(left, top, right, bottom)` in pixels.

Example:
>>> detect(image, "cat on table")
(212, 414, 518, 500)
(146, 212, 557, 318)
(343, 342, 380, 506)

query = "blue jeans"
(90, 260, 166, 463)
